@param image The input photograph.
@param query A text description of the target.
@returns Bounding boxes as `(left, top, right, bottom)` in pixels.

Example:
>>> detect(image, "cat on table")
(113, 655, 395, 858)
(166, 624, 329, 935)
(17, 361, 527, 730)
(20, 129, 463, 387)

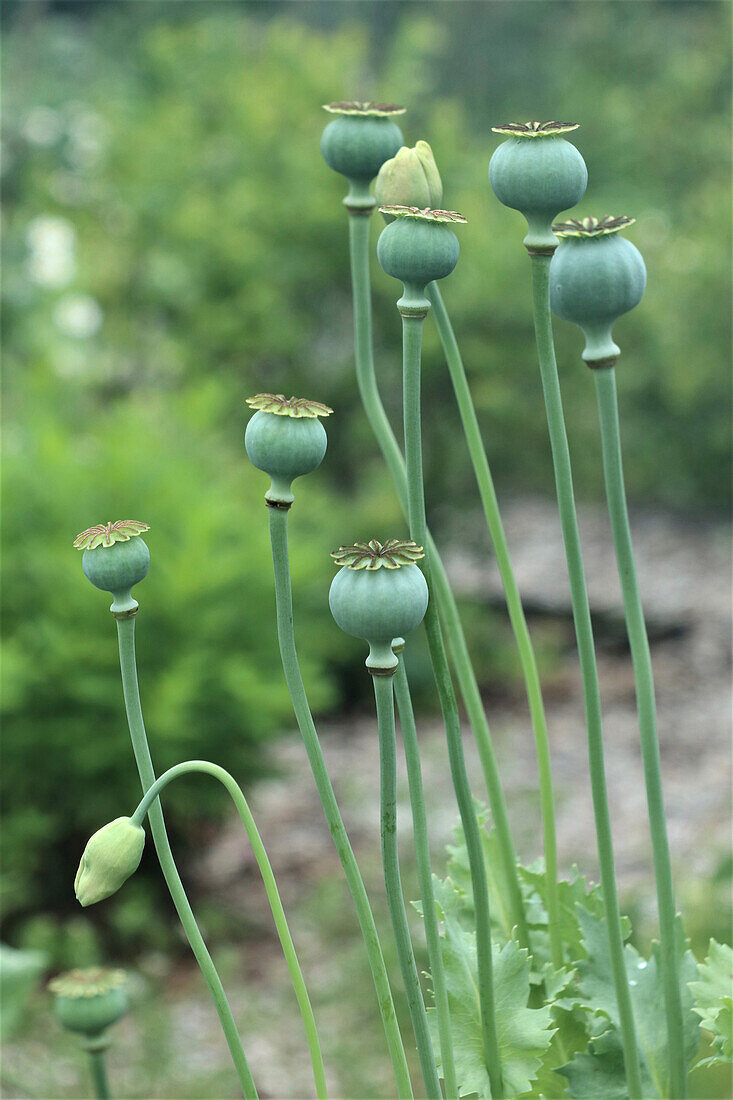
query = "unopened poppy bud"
(74, 817, 145, 907)
(375, 141, 443, 215)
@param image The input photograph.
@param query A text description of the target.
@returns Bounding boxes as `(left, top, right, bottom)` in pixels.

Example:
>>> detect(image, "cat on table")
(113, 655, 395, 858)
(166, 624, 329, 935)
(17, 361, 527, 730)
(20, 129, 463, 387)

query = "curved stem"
(594, 367, 686, 1097)
(114, 616, 257, 1099)
(131, 760, 327, 1099)
(87, 1050, 110, 1100)
(267, 505, 414, 1099)
(529, 254, 643, 1098)
(427, 281, 562, 969)
(372, 674, 442, 1099)
(402, 309, 504, 1099)
(347, 210, 529, 950)
(394, 655, 458, 1098)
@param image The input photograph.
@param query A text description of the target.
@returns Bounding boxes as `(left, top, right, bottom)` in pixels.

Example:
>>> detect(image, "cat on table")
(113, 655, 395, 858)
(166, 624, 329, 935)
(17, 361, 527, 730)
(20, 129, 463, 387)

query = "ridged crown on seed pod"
(549, 216, 646, 366)
(377, 207, 465, 309)
(74, 521, 150, 615)
(488, 121, 588, 251)
(320, 101, 405, 184)
(74, 817, 146, 907)
(49, 968, 129, 1037)
(329, 539, 429, 671)
(374, 141, 443, 214)
(245, 394, 332, 505)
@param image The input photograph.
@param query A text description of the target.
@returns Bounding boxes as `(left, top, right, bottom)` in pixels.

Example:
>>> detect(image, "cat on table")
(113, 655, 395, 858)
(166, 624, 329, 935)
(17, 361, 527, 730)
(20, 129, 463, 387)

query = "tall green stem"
(402, 309, 504, 1099)
(131, 759, 327, 1099)
(528, 254, 643, 1097)
(427, 281, 562, 969)
(393, 653, 458, 1098)
(347, 209, 529, 950)
(372, 673, 442, 1099)
(114, 615, 256, 1100)
(594, 367, 687, 1097)
(88, 1049, 110, 1100)
(266, 505, 413, 1099)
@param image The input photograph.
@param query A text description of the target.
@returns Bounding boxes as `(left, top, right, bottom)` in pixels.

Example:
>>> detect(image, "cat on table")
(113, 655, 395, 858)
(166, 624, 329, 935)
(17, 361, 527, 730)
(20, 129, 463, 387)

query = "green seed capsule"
(374, 141, 443, 214)
(377, 207, 465, 314)
(74, 521, 150, 615)
(74, 817, 146, 907)
(320, 102, 405, 199)
(49, 969, 128, 1039)
(329, 540, 429, 673)
(489, 121, 588, 252)
(550, 216, 647, 366)
(245, 393, 332, 506)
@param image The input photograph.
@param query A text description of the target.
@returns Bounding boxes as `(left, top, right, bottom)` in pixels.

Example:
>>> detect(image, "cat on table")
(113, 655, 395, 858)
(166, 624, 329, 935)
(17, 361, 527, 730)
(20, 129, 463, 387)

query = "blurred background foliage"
(2, 0, 730, 964)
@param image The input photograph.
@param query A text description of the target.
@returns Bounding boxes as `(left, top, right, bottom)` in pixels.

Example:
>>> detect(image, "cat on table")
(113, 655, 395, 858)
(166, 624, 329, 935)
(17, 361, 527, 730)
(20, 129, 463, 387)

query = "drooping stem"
(594, 367, 687, 1098)
(393, 652, 458, 1099)
(529, 253, 643, 1098)
(87, 1049, 110, 1100)
(347, 209, 528, 949)
(402, 308, 504, 1100)
(114, 615, 257, 1100)
(267, 505, 414, 1099)
(427, 280, 563, 969)
(131, 759, 327, 1100)
(372, 672, 442, 1099)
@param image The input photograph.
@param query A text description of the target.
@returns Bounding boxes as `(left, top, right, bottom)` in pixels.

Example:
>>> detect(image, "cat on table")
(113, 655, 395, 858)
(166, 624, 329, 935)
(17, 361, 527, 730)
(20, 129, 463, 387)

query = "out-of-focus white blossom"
(25, 216, 76, 288)
(23, 107, 64, 147)
(53, 294, 103, 338)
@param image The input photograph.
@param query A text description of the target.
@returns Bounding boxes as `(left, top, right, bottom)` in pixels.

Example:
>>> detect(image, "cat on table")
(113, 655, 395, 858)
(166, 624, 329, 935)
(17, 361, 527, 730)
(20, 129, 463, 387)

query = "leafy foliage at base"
(688, 940, 733, 1067)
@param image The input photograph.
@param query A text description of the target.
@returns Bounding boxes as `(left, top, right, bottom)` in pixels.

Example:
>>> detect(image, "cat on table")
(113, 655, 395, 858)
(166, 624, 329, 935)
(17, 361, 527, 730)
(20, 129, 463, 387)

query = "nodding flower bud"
(73, 521, 150, 616)
(321, 101, 405, 210)
(49, 968, 128, 1042)
(377, 206, 466, 315)
(549, 216, 647, 367)
(329, 539, 429, 674)
(244, 393, 332, 507)
(489, 121, 588, 253)
(74, 817, 145, 907)
(375, 141, 443, 217)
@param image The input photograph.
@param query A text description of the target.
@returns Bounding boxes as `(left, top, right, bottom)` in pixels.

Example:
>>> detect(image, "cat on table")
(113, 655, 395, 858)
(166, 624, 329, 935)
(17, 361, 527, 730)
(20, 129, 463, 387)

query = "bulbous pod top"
(374, 141, 443, 217)
(377, 207, 465, 315)
(489, 121, 588, 252)
(49, 968, 129, 1042)
(550, 215, 647, 366)
(321, 101, 405, 210)
(245, 394, 332, 506)
(74, 521, 150, 616)
(329, 539, 429, 673)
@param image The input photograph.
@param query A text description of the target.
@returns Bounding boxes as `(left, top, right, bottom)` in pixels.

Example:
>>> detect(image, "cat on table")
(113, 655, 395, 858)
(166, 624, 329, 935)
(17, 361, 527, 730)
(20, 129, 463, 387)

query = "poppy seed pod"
(74, 521, 150, 615)
(550, 216, 647, 366)
(49, 969, 128, 1040)
(329, 540, 429, 673)
(321, 102, 405, 209)
(245, 394, 332, 506)
(489, 121, 588, 252)
(374, 141, 443, 215)
(74, 817, 146, 907)
(377, 207, 465, 314)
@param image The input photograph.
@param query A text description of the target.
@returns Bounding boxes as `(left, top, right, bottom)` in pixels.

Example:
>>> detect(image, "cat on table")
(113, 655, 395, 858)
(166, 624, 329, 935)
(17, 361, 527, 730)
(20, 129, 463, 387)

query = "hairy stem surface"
(529, 254, 643, 1098)
(115, 616, 256, 1099)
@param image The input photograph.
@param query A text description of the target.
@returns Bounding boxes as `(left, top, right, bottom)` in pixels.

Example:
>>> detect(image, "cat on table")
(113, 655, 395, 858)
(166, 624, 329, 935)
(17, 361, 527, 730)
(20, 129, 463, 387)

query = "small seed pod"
(550, 216, 647, 366)
(321, 102, 405, 210)
(49, 968, 129, 1041)
(73, 521, 150, 616)
(489, 121, 588, 252)
(245, 393, 332, 507)
(74, 817, 146, 907)
(329, 539, 429, 673)
(377, 207, 466, 314)
(374, 141, 443, 216)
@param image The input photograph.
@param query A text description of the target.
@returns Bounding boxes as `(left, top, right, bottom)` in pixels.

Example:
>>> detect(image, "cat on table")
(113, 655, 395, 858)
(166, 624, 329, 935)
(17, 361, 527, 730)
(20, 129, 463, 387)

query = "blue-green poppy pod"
(245, 393, 332, 506)
(321, 101, 405, 209)
(377, 206, 466, 314)
(489, 121, 588, 252)
(550, 216, 647, 366)
(74, 521, 150, 615)
(329, 539, 429, 674)
(49, 968, 129, 1040)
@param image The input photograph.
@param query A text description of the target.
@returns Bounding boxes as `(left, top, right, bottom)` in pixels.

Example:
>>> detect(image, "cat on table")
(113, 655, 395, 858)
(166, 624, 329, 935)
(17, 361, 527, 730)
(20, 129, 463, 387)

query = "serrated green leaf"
(427, 875, 554, 1098)
(688, 939, 733, 1063)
